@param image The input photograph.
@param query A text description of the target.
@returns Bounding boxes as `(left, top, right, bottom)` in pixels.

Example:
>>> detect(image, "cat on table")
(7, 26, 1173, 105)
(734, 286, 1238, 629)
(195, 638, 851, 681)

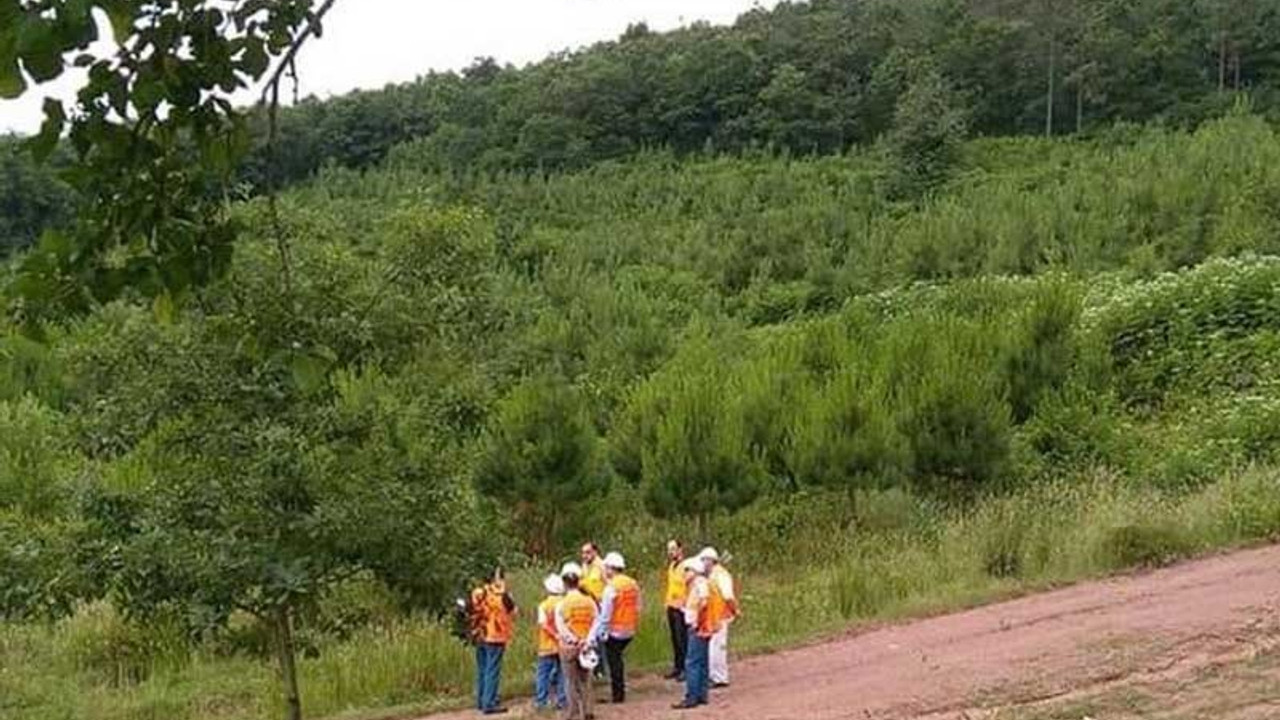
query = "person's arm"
(591, 585, 616, 642)
(717, 571, 739, 617)
(537, 603, 548, 629)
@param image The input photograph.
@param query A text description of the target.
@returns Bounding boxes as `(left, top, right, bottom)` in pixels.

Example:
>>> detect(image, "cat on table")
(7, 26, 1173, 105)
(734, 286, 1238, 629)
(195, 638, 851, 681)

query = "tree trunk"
(1234, 49, 1242, 91)
(275, 605, 303, 720)
(1045, 36, 1056, 138)
(1219, 32, 1228, 93)
(1075, 81, 1084, 134)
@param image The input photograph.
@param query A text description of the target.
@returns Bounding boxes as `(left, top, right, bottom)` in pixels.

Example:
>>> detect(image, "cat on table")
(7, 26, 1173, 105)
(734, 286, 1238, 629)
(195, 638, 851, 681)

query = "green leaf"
(100, 0, 135, 42)
(239, 37, 268, 79)
(0, 57, 23, 99)
(29, 98, 65, 161)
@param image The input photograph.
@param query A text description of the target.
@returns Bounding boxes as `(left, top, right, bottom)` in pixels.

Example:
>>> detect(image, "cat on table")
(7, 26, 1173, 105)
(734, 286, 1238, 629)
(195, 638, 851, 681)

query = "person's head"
(560, 562, 583, 591)
(580, 542, 600, 565)
(543, 573, 565, 596)
(698, 546, 720, 569)
(603, 552, 626, 578)
(680, 557, 705, 581)
(667, 539, 684, 562)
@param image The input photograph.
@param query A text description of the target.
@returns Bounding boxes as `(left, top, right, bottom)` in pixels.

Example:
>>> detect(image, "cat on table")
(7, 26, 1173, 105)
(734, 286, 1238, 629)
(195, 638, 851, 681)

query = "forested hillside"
(6, 0, 1280, 255)
(8, 111, 1280, 719)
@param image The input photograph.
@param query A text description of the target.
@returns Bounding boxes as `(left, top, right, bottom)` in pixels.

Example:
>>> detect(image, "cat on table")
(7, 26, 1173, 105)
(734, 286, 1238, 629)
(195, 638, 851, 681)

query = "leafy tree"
(1, 0, 340, 323)
(476, 375, 608, 557)
(628, 339, 763, 532)
(882, 64, 970, 200)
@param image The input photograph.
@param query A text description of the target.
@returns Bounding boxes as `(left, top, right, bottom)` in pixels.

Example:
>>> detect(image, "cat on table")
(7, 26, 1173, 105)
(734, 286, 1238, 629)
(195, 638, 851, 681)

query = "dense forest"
(7, 2, 1280, 719)
(6, 0, 1280, 255)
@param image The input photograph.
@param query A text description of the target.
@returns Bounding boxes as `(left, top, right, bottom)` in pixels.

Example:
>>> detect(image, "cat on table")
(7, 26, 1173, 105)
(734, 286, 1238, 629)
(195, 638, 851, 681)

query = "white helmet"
(543, 574, 565, 595)
(560, 562, 583, 579)
(578, 646, 600, 670)
(603, 552, 626, 570)
(680, 558, 706, 574)
(698, 546, 720, 563)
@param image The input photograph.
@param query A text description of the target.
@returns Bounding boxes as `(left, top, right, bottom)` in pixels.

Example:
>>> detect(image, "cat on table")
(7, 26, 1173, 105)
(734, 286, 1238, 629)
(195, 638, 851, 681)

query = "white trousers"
(709, 623, 730, 684)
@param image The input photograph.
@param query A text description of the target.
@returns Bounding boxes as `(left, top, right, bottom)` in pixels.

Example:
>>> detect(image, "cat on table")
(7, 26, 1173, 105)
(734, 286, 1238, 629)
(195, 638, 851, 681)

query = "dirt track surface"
(425, 545, 1280, 720)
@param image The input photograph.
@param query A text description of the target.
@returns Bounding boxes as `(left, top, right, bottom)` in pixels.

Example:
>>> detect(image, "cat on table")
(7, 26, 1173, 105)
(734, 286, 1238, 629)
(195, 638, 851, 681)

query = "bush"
(1099, 521, 1195, 570)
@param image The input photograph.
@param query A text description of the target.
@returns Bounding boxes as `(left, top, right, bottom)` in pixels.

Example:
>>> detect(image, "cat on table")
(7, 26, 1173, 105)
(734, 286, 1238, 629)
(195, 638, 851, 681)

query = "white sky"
(0, 0, 778, 134)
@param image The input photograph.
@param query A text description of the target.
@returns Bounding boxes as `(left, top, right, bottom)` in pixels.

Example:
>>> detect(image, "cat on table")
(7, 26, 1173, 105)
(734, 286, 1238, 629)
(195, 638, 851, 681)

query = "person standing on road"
(673, 557, 714, 710)
(555, 563, 599, 720)
(580, 542, 607, 602)
(470, 569, 517, 716)
(700, 547, 738, 688)
(592, 552, 642, 703)
(663, 539, 689, 681)
(535, 574, 568, 712)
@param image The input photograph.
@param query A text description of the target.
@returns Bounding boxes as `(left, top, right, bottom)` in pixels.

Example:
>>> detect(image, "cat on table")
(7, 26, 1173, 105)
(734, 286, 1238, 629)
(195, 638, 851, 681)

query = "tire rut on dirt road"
(421, 544, 1280, 720)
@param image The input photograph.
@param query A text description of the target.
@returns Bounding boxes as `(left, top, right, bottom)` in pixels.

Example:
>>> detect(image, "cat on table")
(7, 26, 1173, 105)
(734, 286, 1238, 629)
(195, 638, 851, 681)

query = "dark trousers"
(604, 636, 632, 702)
(474, 642, 505, 711)
(667, 606, 688, 675)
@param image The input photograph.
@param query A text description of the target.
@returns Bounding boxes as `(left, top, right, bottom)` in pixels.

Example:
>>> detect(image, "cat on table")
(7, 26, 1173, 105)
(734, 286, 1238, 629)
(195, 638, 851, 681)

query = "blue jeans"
(475, 642, 505, 711)
(683, 633, 710, 705)
(534, 654, 566, 709)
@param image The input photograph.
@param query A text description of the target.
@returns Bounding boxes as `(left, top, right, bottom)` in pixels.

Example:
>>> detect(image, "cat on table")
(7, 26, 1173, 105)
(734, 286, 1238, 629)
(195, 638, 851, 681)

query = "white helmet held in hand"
(578, 646, 600, 670)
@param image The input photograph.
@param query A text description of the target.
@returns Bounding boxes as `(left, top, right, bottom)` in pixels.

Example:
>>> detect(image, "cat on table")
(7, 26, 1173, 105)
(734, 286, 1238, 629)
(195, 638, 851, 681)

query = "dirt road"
(427, 545, 1280, 720)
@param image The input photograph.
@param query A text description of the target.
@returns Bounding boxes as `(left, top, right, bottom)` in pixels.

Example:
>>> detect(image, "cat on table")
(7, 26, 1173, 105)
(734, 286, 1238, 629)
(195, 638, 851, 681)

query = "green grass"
(6, 466, 1280, 720)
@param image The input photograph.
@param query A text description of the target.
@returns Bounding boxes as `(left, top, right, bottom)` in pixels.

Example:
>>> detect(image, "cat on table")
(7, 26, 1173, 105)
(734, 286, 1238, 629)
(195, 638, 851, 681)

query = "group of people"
(464, 539, 738, 717)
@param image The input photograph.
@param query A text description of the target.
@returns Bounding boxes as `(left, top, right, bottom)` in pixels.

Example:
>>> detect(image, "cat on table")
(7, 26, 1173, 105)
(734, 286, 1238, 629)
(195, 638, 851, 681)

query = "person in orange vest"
(534, 574, 567, 712)
(699, 547, 738, 689)
(672, 557, 715, 710)
(662, 539, 689, 681)
(579, 542, 607, 602)
(591, 551, 641, 703)
(469, 568, 517, 715)
(554, 562, 599, 720)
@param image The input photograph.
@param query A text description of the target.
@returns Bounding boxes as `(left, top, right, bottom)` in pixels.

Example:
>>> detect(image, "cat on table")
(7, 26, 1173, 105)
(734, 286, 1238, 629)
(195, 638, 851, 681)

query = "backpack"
(451, 593, 484, 644)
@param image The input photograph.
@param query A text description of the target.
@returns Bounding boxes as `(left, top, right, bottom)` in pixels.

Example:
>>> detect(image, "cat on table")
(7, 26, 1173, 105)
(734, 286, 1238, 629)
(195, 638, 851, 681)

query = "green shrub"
(1099, 521, 1195, 570)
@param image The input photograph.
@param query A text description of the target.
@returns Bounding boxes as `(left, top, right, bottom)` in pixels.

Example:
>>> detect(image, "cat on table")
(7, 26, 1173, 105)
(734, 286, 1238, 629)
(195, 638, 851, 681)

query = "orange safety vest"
(688, 576, 718, 639)
(664, 561, 687, 608)
(473, 581, 514, 645)
(537, 596, 560, 656)
(609, 574, 640, 635)
(709, 565, 737, 622)
(582, 559, 606, 601)
(559, 590, 598, 645)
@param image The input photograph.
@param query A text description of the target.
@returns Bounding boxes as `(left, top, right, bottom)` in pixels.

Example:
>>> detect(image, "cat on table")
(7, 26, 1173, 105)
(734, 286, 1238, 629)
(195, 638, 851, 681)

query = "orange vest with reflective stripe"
(710, 565, 737, 621)
(664, 562, 687, 608)
(609, 574, 640, 635)
(701, 580, 725, 638)
(473, 582, 514, 645)
(537, 596, 560, 656)
(559, 590, 597, 645)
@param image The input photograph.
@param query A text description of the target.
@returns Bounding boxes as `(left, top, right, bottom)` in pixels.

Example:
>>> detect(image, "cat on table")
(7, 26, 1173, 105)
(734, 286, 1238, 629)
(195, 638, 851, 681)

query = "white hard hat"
(680, 558, 705, 574)
(578, 646, 600, 670)
(544, 574, 565, 595)
(560, 562, 583, 579)
(698, 547, 720, 562)
(603, 552, 626, 570)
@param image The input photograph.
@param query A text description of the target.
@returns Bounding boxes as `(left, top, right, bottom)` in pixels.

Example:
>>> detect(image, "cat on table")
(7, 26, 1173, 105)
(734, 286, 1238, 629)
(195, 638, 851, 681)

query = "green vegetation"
(5, 112, 1280, 718)
(6, 2, 1280, 720)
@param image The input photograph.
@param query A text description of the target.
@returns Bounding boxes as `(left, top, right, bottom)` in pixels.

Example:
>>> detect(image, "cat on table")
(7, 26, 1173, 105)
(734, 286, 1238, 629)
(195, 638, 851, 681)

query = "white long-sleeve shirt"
(683, 575, 710, 628)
